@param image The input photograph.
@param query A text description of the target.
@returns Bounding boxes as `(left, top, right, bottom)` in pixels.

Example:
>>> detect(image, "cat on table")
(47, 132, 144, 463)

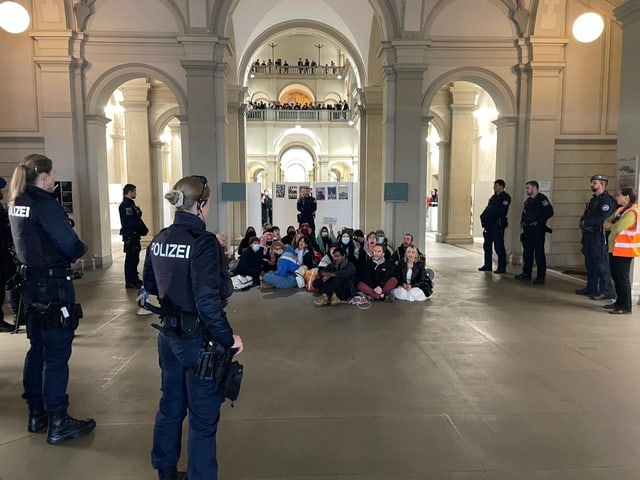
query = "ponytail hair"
(165, 175, 210, 211)
(7, 154, 53, 206)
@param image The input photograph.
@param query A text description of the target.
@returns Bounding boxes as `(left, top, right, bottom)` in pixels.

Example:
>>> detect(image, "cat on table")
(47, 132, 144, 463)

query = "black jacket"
(9, 185, 86, 268)
(480, 191, 511, 230)
(580, 191, 616, 239)
(236, 247, 264, 278)
(521, 193, 554, 233)
(361, 256, 397, 288)
(296, 195, 317, 223)
(119, 197, 148, 238)
(397, 260, 432, 296)
(143, 211, 234, 347)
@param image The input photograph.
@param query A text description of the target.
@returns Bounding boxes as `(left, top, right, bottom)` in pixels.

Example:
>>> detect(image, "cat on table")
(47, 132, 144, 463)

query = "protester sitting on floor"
(235, 236, 264, 287)
(238, 226, 257, 254)
(260, 231, 277, 271)
(282, 225, 297, 245)
(271, 225, 281, 242)
(375, 228, 395, 259)
(337, 229, 358, 266)
(316, 225, 336, 254)
(317, 244, 338, 272)
(391, 233, 424, 263)
(392, 245, 432, 302)
(313, 246, 356, 306)
(294, 236, 315, 269)
(261, 241, 300, 289)
(352, 229, 365, 260)
(299, 223, 321, 253)
(357, 244, 398, 301)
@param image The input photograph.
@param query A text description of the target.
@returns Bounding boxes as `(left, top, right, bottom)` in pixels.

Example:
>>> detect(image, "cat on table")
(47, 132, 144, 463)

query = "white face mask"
(251, 244, 261, 252)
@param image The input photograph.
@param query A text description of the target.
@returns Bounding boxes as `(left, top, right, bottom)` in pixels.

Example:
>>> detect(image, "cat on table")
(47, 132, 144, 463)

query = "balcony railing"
(250, 65, 344, 77)
(246, 109, 351, 123)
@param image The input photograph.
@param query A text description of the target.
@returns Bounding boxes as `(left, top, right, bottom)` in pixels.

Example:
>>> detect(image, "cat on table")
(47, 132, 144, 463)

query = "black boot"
(158, 467, 188, 480)
(46, 413, 96, 445)
(28, 411, 48, 433)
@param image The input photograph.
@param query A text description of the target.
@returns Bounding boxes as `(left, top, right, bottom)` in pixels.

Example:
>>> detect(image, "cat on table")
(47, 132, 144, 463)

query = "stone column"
(169, 124, 183, 186)
(436, 141, 451, 242)
(150, 141, 165, 230)
(361, 88, 383, 231)
(120, 79, 155, 235)
(614, 0, 640, 297)
(110, 116, 126, 184)
(85, 115, 113, 267)
(445, 83, 478, 244)
(494, 116, 518, 264)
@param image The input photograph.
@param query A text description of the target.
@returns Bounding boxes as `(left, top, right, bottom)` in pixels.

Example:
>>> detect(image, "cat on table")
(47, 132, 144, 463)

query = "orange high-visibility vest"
(612, 205, 640, 257)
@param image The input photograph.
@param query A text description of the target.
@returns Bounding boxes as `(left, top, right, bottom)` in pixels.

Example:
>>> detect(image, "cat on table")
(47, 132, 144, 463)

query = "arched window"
(254, 168, 266, 188)
(279, 147, 314, 183)
(329, 169, 340, 182)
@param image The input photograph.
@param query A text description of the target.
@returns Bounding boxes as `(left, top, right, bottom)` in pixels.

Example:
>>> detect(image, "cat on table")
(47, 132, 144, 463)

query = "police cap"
(0, 177, 6, 189)
(590, 174, 608, 182)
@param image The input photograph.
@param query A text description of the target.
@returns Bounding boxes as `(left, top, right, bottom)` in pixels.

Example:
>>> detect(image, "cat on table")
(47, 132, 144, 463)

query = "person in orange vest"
(602, 186, 640, 315)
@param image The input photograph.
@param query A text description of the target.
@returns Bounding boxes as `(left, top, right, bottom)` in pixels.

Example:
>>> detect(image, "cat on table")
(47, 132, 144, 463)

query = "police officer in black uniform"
(7, 154, 95, 444)
(119, 183, 148, 288)
(143, 175, 243, 480)
(296, 186, 317, 233)
(478, 179, 511, 274)
(515, 180, 554, 284)
(576, 174, 617, 299)
(0, 176, 17, 332)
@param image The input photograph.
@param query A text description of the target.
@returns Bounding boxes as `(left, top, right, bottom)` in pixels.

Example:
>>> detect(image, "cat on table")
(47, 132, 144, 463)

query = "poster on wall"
(617, 157, 639, 189)
(271, 182, 354, 234)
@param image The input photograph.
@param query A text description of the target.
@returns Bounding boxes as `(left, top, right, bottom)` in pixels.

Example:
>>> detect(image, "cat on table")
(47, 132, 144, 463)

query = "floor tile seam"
(556, 342, 638, 381)
(89, 336, 156, 392)
(444, 413, 488, 471)
(218, 413, 458, 423)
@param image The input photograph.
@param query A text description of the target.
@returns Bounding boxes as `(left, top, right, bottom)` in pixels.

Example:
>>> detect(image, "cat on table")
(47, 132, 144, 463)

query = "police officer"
(0, 176, 17, 332)
(143, 175, 243, 480)
(296, 186, 317, 232)
(478, 179, 511, 274)
(7, 154, 95, 444)
(576, 174, 617, 299)
(514, 180, 554, 284)
(119, 183, 148, 288)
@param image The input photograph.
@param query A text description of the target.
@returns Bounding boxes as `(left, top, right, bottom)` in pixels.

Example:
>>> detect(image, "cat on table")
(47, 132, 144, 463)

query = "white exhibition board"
(272, 182, 354, 234)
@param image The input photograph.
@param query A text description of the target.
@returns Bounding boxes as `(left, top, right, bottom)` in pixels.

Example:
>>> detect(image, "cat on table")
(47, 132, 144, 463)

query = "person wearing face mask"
(237, 227, 257, 254)
(316, 225, 336, 254)
(235, 237, 264, 287)
(282, 225, 297, 245)
(338, 230, 358, 265)
(7, 154, 95, 444)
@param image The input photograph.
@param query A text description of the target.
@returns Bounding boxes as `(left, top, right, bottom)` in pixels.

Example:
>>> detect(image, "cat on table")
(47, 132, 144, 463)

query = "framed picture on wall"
(275, 184, 285, 198)
(316, 187, 326, 200)
(288, 186, 298, 199)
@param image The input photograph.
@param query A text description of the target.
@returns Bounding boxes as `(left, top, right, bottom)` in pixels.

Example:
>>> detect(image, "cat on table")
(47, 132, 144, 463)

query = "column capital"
(615, 0, 640, 26)
(85, 115, 111, 127)
(181, 60, 215, 77)
(493, 116, 518, 128)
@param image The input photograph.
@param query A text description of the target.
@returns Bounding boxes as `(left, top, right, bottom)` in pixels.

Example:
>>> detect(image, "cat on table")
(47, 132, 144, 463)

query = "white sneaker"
(136, 307, 153, 316)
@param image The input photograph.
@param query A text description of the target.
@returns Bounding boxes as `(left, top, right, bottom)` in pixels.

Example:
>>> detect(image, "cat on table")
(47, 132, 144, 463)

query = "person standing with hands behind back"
(515, 180, 554, 284)
(143, 175, 243, 480)
(119, 184, 148, 288)
(8, 154, 95, 444)
(297, 186, 317, 233)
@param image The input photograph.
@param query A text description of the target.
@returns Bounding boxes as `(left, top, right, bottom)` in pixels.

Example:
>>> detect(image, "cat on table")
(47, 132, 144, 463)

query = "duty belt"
(20, 265, 72, 279)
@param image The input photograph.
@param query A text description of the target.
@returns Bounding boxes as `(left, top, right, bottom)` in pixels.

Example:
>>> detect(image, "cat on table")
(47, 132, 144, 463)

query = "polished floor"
(1, 240, 640, 480)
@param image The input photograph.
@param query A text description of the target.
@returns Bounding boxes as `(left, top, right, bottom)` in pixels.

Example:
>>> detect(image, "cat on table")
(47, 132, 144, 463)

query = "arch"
(273, 127, 323, 156)
(421, 67, 517, 119)
(212, 0, 399, 44)
(86, 64, 187, 117)
(251, 91, 271, 103)
(87, 0, 188, 33)
(279, 145, 317, 181)
(328, 160, 353, 181)
(152, 106, 181, 141)
(279, 83, 316, 105)
(323, 91, 342, 104)
(237, 20, 368, 89)
(423, 0, 518, 36)
(247, 162, 267, 181)
(428, 110, 449, 143)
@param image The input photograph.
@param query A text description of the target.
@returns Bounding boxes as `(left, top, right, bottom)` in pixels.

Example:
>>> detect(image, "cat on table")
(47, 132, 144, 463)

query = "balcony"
(250, 65, 345, 78)
(246, 109, 351, 123)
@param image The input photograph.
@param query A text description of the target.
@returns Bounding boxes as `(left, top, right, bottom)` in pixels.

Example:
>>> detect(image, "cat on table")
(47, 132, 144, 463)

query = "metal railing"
(246, 109, 351, 123)
(250, 65, 344, 77)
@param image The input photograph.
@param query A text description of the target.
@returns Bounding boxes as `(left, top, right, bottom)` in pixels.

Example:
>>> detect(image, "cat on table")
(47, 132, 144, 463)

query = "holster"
(192, 340, 244, 403)
(29, 301, 82, 330)
(151, 311, 200, 339)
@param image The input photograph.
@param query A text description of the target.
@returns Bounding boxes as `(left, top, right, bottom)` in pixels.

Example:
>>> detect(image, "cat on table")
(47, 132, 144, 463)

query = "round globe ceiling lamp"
(572, 12, 604, 43)
(0, 1, 30, 34)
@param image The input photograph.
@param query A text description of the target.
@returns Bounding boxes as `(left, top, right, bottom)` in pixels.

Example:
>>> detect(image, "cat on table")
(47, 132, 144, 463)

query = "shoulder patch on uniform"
(542, 200, 549, 206)
(502, 200, 509, 206)
(602, 204, 610, 212)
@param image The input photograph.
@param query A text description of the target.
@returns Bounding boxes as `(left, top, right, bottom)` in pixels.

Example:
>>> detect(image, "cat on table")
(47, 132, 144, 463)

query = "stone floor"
(1, 239, 640, 480)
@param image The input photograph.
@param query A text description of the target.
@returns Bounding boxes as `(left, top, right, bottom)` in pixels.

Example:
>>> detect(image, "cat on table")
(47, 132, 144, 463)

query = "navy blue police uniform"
(119, 196, 148, 287)
(296, 193, 317, 232)
(519, 193, 554, 282)
(143, 210, 234, 480)
(479, 190, 511, 272)
(579, 189, 616, 296)
(8, 185, 88, 430)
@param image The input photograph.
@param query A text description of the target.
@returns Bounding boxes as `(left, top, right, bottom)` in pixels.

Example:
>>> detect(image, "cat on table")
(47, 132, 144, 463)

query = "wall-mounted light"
(572, 11, 604, 43)
(0, 1, 30, 34)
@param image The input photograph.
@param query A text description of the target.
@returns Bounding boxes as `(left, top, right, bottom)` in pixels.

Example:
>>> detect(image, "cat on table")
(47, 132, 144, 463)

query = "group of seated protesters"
(229, 223, 433, 306)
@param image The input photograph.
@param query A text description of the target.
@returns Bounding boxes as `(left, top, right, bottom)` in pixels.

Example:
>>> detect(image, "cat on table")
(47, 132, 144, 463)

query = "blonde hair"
(8, 154, 53, 206)
(165, 175, 210, 210)
(403, 245, 418, 263)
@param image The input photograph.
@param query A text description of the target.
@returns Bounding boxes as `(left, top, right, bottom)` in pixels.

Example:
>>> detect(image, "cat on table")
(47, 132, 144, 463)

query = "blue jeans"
(152, 333, 225, 480)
